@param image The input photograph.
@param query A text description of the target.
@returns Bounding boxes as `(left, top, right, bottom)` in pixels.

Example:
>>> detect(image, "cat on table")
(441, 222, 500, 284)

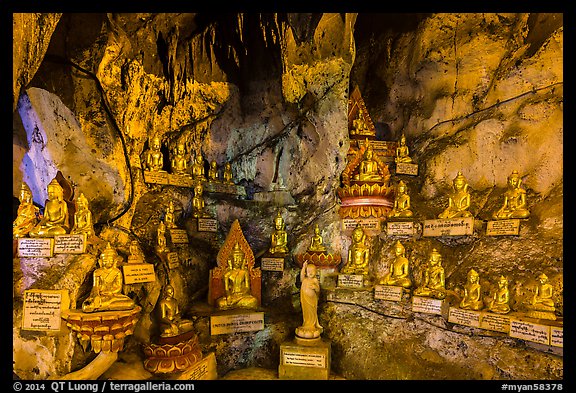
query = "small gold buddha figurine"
(493, 170, 530, 220)
(13, 181, 39, 238)
(354, 141, 383, 182)
(70, 193, 95, 238)
(192, 183, 205, 218)
(158, 284, 194, 337)
(29, 178, 70, 237)
(379, 240, 412, 289)
(223, 162, 234, 184)
(395, 134, 413, 164)
(164, 201, 176, 229)
(350, 107, 372, 136)
(192, 153, 206, 182)
(341, 225, 370, 276)
(414, 248, 446, 299)
(459, 269, 484, 310)
(388, 180, 413, 218)
(216, 242, 259, 310)
(269, 210, 289, 255)
(308, 224, 327, 252)
(127, 240, 145, 264)
(485, 275, 511, 314)
(82, 243, 136, 313)
(295, 261, 323, 339)
(438, 171, 473, 219)
(156, 221, 167, 253)
(208, 160, 219, 183)
(170, 142, 189, 176)
(526, 273, 556, 320)
(143, 134, 165, 172)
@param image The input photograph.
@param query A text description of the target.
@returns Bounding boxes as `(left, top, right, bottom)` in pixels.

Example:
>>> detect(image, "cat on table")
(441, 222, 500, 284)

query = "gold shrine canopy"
(216, 219, 255, 270)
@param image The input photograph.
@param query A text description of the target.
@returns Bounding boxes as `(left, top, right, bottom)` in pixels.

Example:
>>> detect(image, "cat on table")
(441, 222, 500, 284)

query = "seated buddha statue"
(82, 243, 136, 313)
(208, 160, 219, 183)
(156, 221, 167, 253)
(143, 134, 165, 172)
(70, 193, 95, 238)
(493, 170, 530, 220)
(223, 162, 234, 184)
(164, 201, 176, 229)
(341, 225, 370, 276)
(438, 171, 473, 219)
(485, 275, 511, 314)
(13, 181, 39, 238)
(350, 107, 372, 136)
(192, 153, 206, 182)
(395, 134, 413, 164)
(269, 211, 289, 255)
(216, 242, 259, 310)
(527, 273, 556, 319)
(414, 248, 446, 299)
(127, 240, 146, 264)
(170, 142, 189, 176)
(192, 183, 205, 218)
(459, 269, 484, 310)
(354, 142, 383, 182)
(158, 284, 194, 337)
(379, 240, 412, 289)
(388, 180, 413, 218)
(29, 178, 70, 237)
(308, 224, 327, 252)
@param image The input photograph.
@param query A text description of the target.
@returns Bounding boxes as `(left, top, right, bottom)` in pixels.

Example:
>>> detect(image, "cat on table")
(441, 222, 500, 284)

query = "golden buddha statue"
(395, 134, 413, 164)
(341, 225, 370, 276)
(164, 201, 176, 229)
(192, 183, 205, 218)
(82, 243, 136, 313)
(388, 180, 413, 218)
(308, 224, 327, 252)
(493, 170, 530, 220)
(438, 171, 473, 219)
(192, 153, 206, 181)
(459, 269, 484, 310)
(354, 142, 383, 182)
(269, 211, 289, 255)
(29, 178, 70, 237)
(379, 240, 412, 289)
(13, 181, 39, 238)
(485, 275, 511, 314)
(414, 248, 446, 299)
(216, 242, 259, 310)
(527, 273, 556, 320)
(350, 107, 372, 136)
(156, 221, 167, 253)
(170, 142, 189, 175)
(208, 160, 219, 183)
(143, 134, 165, 172)
(223, 162, 234, 184)
(127, 240, 146, 264)
(158, 284, 194, 337)
(70, 193, 95, 238)
(295, 261, 323, 339)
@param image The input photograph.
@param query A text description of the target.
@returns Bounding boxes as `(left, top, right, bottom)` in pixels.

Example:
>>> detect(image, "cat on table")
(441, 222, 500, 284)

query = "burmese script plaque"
(18, 238, 53, 258)
(486, 219, 520, 236)
(279, 340, 331, 380)
(342, 218, 381, 232)
(282, 351, 326, 369)
(412, 296, 444, 315)
(53, 234, 86, 254)
(423, 217, 474, 237)
(386, 221, 415, 236)
(550, 326, 563, 348)
(122, 263, 156, 284)
(448, 307, 481, 328)
(509, 319, 550, 345)
(143, 170, 170, 185)
(169, 174, 193, 188)
(167, 252, 180, 269)
(374, 285, 403, 302)
(198, 218, 218, 232)
(210, 312, 265, 335)
(169, 229, 189, 244)
(261, 257, 285, 272)
(337, 274, 364, 289)
(22, 289, 68, 331)
(479, 313, 511, 333)
(395, 162, 419, 176)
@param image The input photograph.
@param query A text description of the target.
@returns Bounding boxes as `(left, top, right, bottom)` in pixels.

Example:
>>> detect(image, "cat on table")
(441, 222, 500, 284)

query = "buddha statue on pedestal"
(223, 162, 234, 184)
(341, 225, 370, 277)
(158, 284, 194, 337)
(208, 160, 219, 183)
(216, 242, 259, 310)
(526, 273, 556, 320)
(192, 183, 206, 219)
(395, 134, 413, 164)
(354, 142, 383, 182)
(143, 134, 165, 172)
(269, 211, 289, 255)
(379, 240, 412, 289)
(192, 153, 206, 182)
(13, 182, 39, 238)
(170, 142, 189, 176)
(29, 178, 70, 237)
(295, 261, 323, 340)
(414, 248, 446, 300)
(350, 107, 373, 137)
(71, 193, 95, 238)
(459, 269, 484, 311)
(308, 224, 327, 253)
(493, 170, 530, 220)
(485, 275, 511, 314)
(388, 180, 413, 218)
(438, 171, 473, 219)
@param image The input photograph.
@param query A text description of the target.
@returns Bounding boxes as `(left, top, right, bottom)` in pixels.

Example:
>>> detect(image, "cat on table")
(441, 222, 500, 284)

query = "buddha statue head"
(274, 211, 285, 231)
(230, 242, 246, 269)
(453, 171, 468, 192)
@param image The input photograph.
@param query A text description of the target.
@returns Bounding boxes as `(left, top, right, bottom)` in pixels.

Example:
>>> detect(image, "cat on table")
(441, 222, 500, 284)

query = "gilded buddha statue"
(158, 284, 194, 337)
(71, 193, 95, 238)
(438, 171, 473, 219)
(127, 240, 146, 264)
(414, 248, 446, 299)
(354, 142, 383, 182)
(164, 201, 176, 229)
(308, 224, 327, 252)
(493, 170, 530, 220)
(143, 134, 165, 172)
(156, 221, 167, 253)
(388, 180, 413, 218)
(216, 242, 259, 310)
(485, 275, 511, 314)
(379, 240, 412, 289)
(29, 178, 70, 237)
(350, 107, 372, 137)
(269, 211, 289, 255)
(208, 160, 219, 183)
(295, 261, 323, 339)
(192, 183, 205, 218)
(170, 142, 189, 175)
(526, 273, 556, 320)
(395, 134, 413, 164)
(223, 162, 234, 184)
(341, 225, 370, 276)
(192, 153, 206, 182)
(459, 269, 484, 310)
(13, 182, 39, 238)
(82, 243, 136, 313)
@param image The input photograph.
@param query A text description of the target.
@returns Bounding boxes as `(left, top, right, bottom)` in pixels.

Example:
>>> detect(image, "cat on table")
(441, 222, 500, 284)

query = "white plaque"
(17, 238, 54, 258)
(342, 218, 381, 232)
(22, 289, 68, 331)
(198, 218, 218, 232)
(167, 252, 180, 269)
(550, 326, 563, 348)
(180, 352, 217, 380)
(422, 217, 474, 237)
(122, 263, 156, 284)
(143, 170, 170, 185)
(509, 318, 550, 345)
(479, 312, 511, 333)
(448, 307, 481, 328)
(261, 257, 285, 272)
(53, 234, 86, 254)
(169, 174, 193, 188)
(374, 285, 403, 301)
(282, 351, 326, 368)
(337, 274, 364, 288)
(386, 221, 415, 236)
(210, 312, 265, 335)
(395, 162, 419, 176)
(486, 219, 520, 236)
(170, 229, 189, 244)
(412, 296, 444, 315)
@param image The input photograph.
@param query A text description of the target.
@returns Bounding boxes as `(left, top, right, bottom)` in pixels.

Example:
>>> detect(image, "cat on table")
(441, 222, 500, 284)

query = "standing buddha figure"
(342, 225, 370, 276)
(414, 248, 446, 299)
(71, 193, 95, 238)
(379, 240, 412, 289)
(485, 275, 511, 314)
(395, 134, 413, 164)
(438, 171, 473, 219)
(216, 242, 259, 310)
(269, 211, 289, 255)
(493, 170, 530, 219)
(459, 269, 484, 310)
(388, 180, 413, 218)
(295, 261, 323, 339)
(13, 182, 39, 238)
(29, 178, 70, 237)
